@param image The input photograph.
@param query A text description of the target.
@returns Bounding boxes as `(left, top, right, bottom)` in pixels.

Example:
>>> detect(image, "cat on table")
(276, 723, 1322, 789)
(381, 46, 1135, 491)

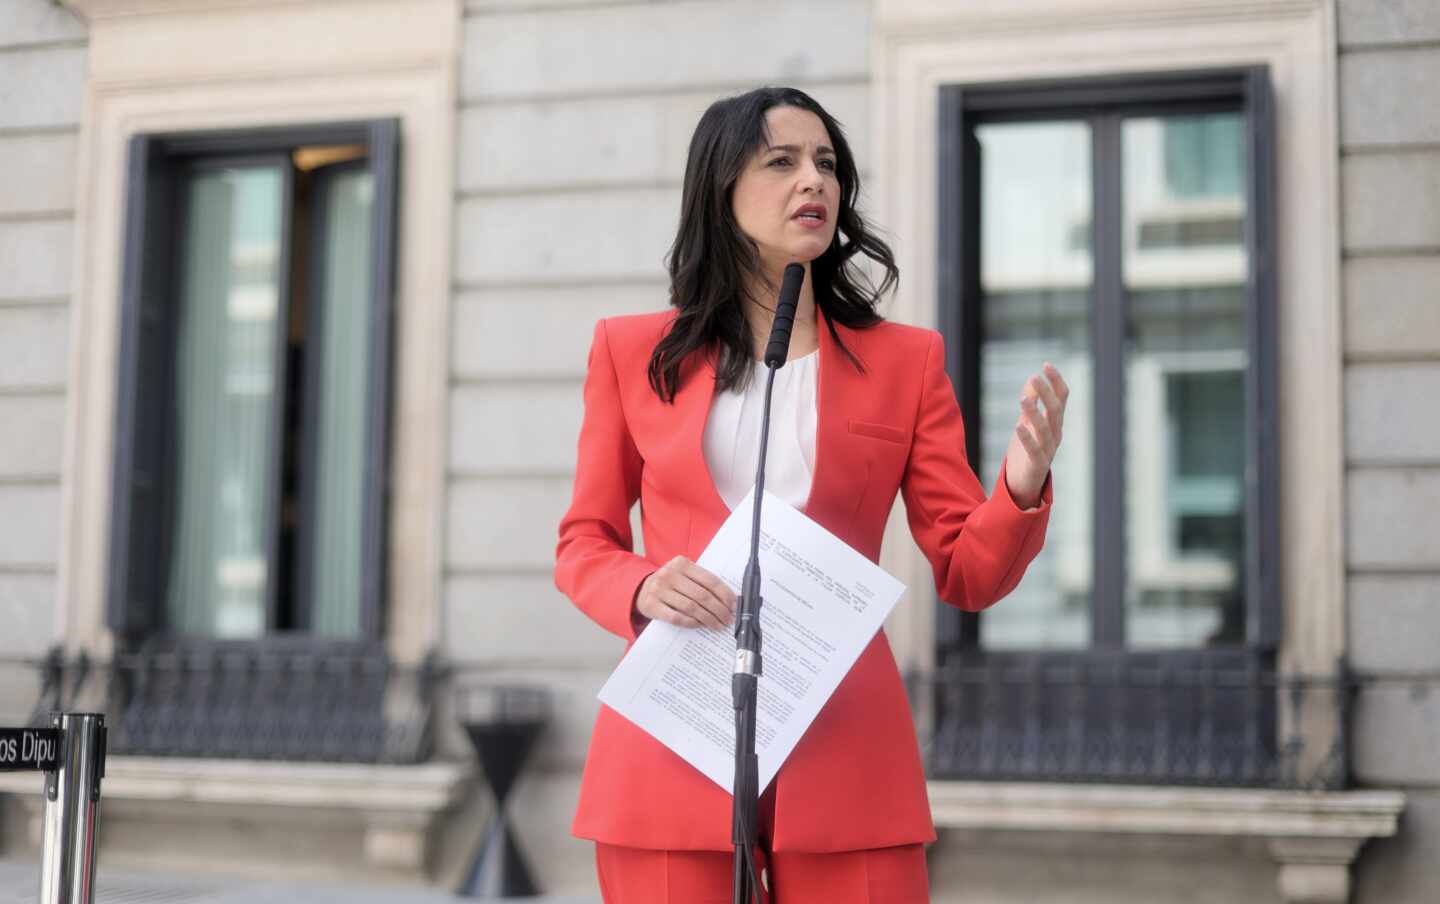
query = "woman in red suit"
(555, 86, 1068, 903)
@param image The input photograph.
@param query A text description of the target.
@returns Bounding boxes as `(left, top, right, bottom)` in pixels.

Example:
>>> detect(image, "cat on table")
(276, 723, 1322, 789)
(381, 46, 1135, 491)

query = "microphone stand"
(730, 364, 775, 904)
(732, 263, 804, 904)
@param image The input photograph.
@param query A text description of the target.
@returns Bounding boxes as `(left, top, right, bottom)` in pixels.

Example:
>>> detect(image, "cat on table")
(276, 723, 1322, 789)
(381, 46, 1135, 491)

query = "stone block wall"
(1337, 1, 1440, 900)
(0, 0, 87, 720)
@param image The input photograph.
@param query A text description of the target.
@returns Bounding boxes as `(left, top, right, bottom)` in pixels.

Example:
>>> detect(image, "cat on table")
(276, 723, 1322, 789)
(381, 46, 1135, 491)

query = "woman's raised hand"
(1003, 362, 1069, 510)
(635, 556, 737, 631)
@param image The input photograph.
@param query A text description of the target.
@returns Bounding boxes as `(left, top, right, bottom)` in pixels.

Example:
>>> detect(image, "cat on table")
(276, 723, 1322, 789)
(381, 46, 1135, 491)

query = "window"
(103, 122, 412, 761)
(933, 70, 1280, 785)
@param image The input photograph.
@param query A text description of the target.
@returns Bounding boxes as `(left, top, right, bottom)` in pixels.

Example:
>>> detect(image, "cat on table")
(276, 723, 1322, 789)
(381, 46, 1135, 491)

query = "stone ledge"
(65, 756, 465, 810)
(0, 757, 474, 879)
(928, 782, 1406, 904)
(927, 781, 1405, 838)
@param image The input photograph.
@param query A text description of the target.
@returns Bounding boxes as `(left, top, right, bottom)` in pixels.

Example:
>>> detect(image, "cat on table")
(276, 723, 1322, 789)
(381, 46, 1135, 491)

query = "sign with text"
(0, 727, 61, 771)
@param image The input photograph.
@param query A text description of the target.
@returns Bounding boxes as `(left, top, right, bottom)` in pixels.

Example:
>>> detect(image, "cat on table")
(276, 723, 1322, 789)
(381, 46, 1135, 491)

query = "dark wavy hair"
(647, 86, 899, 402)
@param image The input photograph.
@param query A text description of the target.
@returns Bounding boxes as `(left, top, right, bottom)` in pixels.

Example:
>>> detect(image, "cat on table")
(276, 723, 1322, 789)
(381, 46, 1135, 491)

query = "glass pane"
(1122, 112, 1248, 648)
(166, 165, 286, 639)
(975, 121, 1093, 650)
(306, 166, 374, 638)
(1163, 115, 1244, 199)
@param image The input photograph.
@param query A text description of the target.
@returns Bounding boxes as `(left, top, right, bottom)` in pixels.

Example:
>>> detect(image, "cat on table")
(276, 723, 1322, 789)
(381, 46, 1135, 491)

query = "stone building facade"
(0, 0, 1433, 901)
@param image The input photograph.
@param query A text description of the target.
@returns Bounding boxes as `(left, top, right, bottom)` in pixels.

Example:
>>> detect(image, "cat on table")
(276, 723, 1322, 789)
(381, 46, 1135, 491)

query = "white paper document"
(597, 489, 906, 794)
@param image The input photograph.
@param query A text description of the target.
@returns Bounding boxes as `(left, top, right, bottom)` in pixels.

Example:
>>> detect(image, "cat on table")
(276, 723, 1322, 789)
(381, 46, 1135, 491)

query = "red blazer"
(555, 308, 1052, 853)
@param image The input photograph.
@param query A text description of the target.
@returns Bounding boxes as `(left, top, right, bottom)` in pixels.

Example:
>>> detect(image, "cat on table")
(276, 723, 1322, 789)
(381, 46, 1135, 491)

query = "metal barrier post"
(39, 712, 106, 904)
(27, 712, 106, 904)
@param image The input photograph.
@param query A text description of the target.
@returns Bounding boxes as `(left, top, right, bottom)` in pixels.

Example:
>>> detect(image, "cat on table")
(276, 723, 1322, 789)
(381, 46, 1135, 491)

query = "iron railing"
(924, 651, 1351, 790)
(30, 646, 1350, 787)
(30, 645, 441, 764)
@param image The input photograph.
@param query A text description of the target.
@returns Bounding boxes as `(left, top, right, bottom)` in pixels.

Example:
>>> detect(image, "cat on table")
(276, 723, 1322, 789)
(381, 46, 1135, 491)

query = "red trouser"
(594, 842, 930, 904)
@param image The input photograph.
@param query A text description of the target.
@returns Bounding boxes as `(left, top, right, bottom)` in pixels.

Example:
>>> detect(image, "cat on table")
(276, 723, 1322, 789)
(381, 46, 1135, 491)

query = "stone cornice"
(875, 0, 1328, 37)
(61, 0, 387, 22)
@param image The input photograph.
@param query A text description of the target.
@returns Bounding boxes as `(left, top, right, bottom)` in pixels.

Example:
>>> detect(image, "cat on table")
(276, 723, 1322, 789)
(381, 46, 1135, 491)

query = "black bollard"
(457, 685, 549, 898)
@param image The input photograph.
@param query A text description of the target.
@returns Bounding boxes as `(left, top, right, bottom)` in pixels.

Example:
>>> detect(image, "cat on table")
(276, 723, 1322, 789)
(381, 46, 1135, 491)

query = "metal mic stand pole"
(731, 363, 779, 904)
(732, 261, 802, 904)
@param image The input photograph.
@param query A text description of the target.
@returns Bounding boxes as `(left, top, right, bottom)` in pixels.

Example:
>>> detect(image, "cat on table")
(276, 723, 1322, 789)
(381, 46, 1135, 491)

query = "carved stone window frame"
(872, 0, 1345, 729)
(55, 0, 458, 665)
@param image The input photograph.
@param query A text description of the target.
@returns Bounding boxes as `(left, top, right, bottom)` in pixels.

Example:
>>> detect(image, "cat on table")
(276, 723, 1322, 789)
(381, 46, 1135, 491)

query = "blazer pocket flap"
(848, 419, 909, 445)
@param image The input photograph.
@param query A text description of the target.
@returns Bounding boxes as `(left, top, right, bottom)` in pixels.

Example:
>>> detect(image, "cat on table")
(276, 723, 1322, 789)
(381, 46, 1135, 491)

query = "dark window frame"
(107, 119, 400, 654)
(932, 69, 1281, 785)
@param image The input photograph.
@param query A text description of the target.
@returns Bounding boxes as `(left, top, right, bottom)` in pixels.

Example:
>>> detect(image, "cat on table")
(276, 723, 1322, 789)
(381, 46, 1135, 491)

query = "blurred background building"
(0, 0, 1433, 901)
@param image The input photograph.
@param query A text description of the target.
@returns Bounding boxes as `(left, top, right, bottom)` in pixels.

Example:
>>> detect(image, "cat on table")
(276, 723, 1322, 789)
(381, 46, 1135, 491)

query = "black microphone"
(763, 263, 806, 368)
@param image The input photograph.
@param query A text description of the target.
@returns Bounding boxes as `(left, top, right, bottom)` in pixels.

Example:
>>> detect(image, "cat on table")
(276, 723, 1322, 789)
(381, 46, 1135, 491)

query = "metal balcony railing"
(924, 651, 1350, 790)
(29, 644, 440, 764)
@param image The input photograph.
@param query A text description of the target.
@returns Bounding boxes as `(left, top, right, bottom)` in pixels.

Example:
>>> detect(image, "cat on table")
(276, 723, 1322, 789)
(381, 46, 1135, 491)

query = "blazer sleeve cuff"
(993, 459, 1054, 516)
(627, 567, 656, 641)
(601, 556, 655, 642)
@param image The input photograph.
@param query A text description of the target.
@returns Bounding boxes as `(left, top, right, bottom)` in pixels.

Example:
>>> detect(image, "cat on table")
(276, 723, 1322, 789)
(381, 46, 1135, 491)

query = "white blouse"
(701, 350, 818, 512)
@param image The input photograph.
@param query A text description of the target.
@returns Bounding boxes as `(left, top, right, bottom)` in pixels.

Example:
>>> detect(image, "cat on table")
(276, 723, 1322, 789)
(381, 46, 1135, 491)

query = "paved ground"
(0, 860, 599, 904)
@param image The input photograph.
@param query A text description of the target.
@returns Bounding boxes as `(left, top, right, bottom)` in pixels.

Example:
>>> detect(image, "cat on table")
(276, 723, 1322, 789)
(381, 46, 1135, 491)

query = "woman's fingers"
(1027, 371, 1065, 442)
(639, 556, 736, 630)
(671, 570, 734, 629)
(655, 592, 724, 630)
(680, 561, 738, 611)
(658, 596, 705, 629)
(1015, 415, 1044, 461)
(641, 585, 704, 629)
(1020, 397, 1055, 460)
(1044, 362, 1070, 408)
(1044, 363, 1069, 437)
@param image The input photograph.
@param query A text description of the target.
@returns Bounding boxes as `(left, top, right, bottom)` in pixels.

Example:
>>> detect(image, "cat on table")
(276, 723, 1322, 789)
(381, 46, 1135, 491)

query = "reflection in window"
(1164, 114, 1244, 198)
(167, 166, 285, 640)
(975, 122, 1093, 650)
(1124, 113, 1248, 649)
(160, 151, 378, 642)
(304, 167, 375, 638)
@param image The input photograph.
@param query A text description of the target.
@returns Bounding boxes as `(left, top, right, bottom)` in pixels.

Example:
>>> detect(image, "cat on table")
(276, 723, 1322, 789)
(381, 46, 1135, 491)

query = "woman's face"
(731, 105, 840, 276)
